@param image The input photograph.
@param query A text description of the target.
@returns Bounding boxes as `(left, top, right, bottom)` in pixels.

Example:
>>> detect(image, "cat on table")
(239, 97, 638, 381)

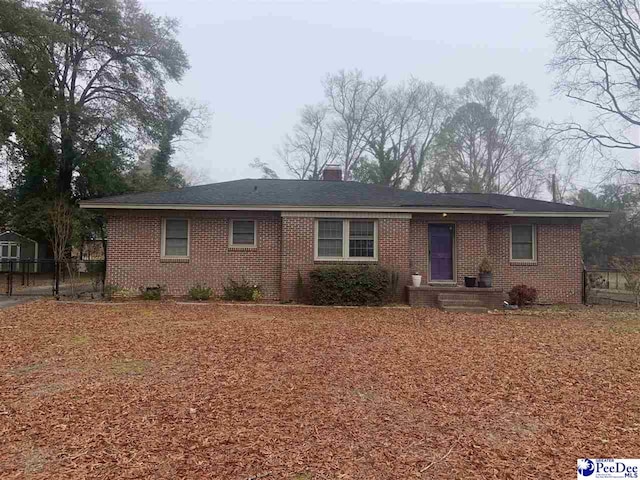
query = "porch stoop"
(407, 285, 504, 311)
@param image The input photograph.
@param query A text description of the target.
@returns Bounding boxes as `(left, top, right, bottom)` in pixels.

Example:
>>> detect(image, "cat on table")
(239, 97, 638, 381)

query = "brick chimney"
(322, 165, 342, 181)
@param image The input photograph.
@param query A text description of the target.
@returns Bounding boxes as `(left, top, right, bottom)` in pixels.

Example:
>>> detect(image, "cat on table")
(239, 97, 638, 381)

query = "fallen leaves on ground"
(1, 301, 639, 479)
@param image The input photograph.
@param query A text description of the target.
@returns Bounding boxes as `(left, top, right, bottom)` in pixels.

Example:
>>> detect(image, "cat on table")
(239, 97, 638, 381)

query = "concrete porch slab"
(407, 285, 504, 309)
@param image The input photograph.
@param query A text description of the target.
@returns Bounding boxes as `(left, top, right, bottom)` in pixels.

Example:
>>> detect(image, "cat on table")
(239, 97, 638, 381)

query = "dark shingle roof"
(82, 178, 606, 215)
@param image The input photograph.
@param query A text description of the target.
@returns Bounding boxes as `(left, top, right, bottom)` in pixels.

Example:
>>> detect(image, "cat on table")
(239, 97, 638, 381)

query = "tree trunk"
(58, 125, 76, 196)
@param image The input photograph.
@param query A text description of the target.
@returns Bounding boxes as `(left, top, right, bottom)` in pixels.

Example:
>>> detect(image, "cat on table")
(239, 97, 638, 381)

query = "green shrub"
(222, 278, 262, 302)
(188, 284, 213, 301)
(85, 261, 105, 274)
(103, 284, 122, 300)
(309, 265, 390, 306)
(140, 284, 165, 300)
(508, 284, 538, 307)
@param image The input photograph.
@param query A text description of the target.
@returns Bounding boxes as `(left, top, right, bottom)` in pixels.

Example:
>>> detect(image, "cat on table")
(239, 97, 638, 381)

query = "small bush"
(188, 284, 213, 301)
(508, 284, 538, 307)
(222, 278, 262, 302)
(140, 284, 165, 301)
(103, 284, 122, 300)
(309, 265, 390, 306)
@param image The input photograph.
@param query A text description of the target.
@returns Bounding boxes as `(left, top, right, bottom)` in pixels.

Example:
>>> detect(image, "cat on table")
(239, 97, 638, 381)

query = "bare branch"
(544, 0, 640, 152)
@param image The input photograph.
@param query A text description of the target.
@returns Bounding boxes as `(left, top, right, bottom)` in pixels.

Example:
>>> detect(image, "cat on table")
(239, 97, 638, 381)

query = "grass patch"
(10, 362, 43, 375)
(352, 388, 377, 401)
(292, 473, 313, 480)
(70, 334, 90, 346)
(110, 359, 149, 376)
(609, 324, 640, 334)
(22, 447, 48, 474)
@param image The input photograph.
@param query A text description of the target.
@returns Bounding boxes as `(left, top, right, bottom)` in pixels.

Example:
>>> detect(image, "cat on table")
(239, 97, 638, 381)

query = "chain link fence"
(0, 259, 105, 298)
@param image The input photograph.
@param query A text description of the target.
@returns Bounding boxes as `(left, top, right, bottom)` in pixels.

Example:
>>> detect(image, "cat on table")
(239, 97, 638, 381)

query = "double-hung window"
(316, 219, 377, 261)
(511, 224, 536, 262)
(0, 242, 19, 260)
(230, 220, 257, 248)
(162, 218, 189, 258)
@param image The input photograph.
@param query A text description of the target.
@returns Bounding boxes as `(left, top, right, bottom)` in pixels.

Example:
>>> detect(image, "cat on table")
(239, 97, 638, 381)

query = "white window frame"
(314, 219, 378, 262)
(161, 218, 190, 259)
(0, 241, 20, 260)
(229, 219, 257, 248)
(510, 224, 537, 262)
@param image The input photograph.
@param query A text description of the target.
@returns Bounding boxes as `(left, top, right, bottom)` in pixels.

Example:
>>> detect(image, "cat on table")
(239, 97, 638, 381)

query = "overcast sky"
(141, 0, 609, 189)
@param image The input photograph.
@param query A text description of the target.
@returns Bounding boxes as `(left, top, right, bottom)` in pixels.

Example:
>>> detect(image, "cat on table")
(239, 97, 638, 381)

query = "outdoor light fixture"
(442, 213, 448, 217)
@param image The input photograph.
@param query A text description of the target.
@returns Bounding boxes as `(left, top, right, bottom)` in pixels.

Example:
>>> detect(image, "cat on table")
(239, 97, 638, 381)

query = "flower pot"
(478, 272, 493, 288)
(411, 274, 422, 287)
(464, 276, 477, 288)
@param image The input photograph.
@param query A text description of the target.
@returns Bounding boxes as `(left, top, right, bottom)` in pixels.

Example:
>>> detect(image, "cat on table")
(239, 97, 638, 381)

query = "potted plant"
(478, 257, 493, 288)
(464, 276, 477, 288)
(411, 271, 422, 287)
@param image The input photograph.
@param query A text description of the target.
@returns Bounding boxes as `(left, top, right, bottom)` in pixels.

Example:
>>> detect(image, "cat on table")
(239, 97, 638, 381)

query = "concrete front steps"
(438, 293, 490, 313)
(407, 285, 504, 310)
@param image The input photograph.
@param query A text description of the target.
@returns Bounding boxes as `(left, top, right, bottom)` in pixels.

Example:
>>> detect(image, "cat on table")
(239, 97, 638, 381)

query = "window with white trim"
(162, 218, 189, 257)
(230, 220, 256, 247)
(316, 219, 377, 260)
(0, 242, 19, 259)
(511, 224, 536, 261)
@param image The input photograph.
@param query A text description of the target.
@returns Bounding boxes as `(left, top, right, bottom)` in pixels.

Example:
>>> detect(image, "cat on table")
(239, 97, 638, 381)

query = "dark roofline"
(79, 178, 610, 218)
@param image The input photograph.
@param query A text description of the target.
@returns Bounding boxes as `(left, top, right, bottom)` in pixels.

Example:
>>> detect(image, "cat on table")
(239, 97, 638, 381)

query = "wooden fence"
(584, 268, 635, 305)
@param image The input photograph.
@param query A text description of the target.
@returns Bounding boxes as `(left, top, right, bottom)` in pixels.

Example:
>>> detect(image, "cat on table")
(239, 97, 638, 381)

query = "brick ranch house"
(80, 168, 608, 306)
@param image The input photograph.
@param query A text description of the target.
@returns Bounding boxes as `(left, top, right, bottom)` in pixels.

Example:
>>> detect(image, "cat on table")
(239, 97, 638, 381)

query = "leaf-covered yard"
(1, 302, 639, 479)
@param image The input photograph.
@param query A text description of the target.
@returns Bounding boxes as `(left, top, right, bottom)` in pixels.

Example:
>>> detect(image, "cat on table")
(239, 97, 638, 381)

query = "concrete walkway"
(0, 296, 40, 309)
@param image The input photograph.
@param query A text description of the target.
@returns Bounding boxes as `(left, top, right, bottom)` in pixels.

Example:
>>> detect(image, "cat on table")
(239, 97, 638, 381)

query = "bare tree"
(543, 136, 585, 202)
(323, 70, 386, 180)
(48, 199, 73, 263)
(426, 76, 551, 197)
(249, 158, 279, 179)
(357, 79, 451, 188)
(610, 256, 640, 308)
(175, 162, 213, 186)
(544, 0, 640, 151)
(48, 198, 74, 295)
(277, 104, 337, 180)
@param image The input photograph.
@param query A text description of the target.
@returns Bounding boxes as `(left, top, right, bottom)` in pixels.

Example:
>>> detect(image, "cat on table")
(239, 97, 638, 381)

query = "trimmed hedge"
(309, 265, 390, 306)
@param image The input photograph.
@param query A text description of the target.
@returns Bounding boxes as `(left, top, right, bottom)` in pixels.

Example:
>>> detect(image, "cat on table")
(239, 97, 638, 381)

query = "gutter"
(506, 211, 610, 218)
(79, 202, 513, 215)
(78, 202, 610, 219)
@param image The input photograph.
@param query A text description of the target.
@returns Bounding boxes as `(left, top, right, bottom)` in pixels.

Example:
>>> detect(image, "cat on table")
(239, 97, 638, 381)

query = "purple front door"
(429, 224, 454, 281)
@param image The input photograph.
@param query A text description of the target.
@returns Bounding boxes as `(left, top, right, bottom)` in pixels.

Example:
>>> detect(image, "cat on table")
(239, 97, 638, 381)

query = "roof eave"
(79, 202, 515, 215)
(506, 211, 610, 218)
(0, 230, 38, 243)
(79, 202, 607, 217)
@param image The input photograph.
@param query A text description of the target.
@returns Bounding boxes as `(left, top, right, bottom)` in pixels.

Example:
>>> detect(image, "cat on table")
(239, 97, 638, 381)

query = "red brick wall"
(279, 215, 410, 301)
(409, 214, 583, 304)
(106, 210, 282, 299)
(487, 220, 582, 304)
(410, 215, 489, 284)
(280, 216, 315, 301)
(107, 210, 583, 304)
(378, 217, 411, 298)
